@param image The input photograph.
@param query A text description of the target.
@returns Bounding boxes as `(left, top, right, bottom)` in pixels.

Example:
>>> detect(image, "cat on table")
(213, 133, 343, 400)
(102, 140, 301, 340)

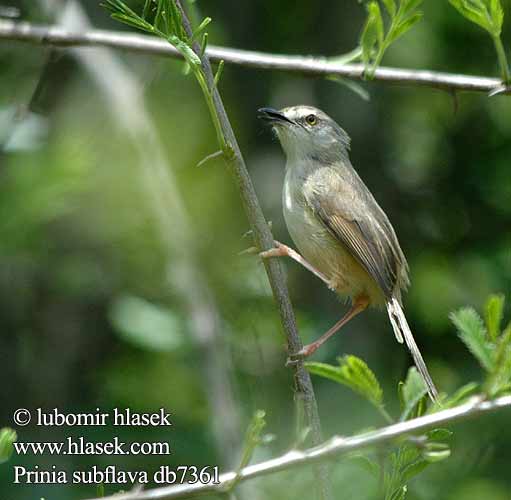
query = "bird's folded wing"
(304, 174, 399, 298)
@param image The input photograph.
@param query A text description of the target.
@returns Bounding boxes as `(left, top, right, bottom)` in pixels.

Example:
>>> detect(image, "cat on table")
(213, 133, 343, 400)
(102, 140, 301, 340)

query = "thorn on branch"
(238, 246, 258, 256)
(196, 149, 223, 167)
(488, 84, 509, 97)
(242, 221, 273, 239)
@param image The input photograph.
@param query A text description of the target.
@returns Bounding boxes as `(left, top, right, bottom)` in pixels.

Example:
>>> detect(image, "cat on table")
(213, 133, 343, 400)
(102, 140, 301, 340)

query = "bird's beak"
(257, 107, 294, 125)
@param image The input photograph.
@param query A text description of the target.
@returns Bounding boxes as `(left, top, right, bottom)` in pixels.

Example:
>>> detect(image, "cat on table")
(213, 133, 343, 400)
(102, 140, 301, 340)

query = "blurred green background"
(1, 0, 511, 499)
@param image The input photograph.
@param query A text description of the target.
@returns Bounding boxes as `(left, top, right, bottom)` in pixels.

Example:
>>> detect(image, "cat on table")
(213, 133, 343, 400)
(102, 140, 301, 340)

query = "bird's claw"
(239, 240, 282, 258)
(285, 346, 314, 366)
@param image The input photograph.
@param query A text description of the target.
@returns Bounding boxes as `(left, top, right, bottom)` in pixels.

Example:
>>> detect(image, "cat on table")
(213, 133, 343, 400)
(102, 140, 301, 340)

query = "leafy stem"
(449, 0, 510, 84)
(103, 0, 228, 151)
(360, 0, 423, 78)
(451, 294, 511, 397)
(194, 68, 229, 152)
(493, 35, 511, 84)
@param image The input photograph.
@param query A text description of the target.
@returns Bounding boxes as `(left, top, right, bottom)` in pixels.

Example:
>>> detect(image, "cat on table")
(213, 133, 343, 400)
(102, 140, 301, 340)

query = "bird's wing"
(303, 167, 405, 298)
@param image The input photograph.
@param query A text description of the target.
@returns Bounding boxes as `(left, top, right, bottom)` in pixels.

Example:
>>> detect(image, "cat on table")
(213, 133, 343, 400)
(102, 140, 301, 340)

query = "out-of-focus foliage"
(0, 0, 511, 499)
(0, 428, 16, 465)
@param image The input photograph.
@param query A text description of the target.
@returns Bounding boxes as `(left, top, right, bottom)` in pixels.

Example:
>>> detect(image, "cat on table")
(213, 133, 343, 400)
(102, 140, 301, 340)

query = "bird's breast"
(282, 173, 384, 305)
(283, 175, 339, 276)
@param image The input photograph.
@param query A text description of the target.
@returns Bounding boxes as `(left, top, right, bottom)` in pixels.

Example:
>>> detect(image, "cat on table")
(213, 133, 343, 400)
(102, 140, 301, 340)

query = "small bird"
(258, 105, 438, 401)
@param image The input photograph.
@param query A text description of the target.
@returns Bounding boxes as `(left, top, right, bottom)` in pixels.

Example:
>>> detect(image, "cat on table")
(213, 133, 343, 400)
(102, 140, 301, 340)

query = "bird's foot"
(239, 239, 283, 258)
(259, 241, 288, 259)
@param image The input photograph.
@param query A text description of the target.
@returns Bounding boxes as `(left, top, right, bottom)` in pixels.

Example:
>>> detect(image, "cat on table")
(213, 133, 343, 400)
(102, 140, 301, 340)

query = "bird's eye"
(305, 114, 317, 126)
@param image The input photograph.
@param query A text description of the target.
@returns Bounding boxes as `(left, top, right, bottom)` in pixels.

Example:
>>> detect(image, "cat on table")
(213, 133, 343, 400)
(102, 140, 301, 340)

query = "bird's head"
(258, 105, 351, 163)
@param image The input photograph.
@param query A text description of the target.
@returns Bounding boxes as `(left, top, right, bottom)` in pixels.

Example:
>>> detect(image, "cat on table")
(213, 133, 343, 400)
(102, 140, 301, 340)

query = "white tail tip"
(386, 297, 439, 402)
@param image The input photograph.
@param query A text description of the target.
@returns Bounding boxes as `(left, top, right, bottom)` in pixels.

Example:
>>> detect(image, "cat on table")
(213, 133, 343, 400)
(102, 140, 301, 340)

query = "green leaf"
(214, 59, 224, 86)
(494, 382, 511, 396)
(400, 458, 428, 483)
(381, 0, 396, 17)
(448, 0, 493, 33)
(425, 428, 453, 463)
(142, 0, 153, 20)
(422, 442, 451, 462)
(391, 485, 407, 500)
(182, 61, 191, 75)
(373, 2, 385, 46)
(401, 0, 423, 15)
(350, 454, 380, 477)
(96, 483, 105, 498)
(327, 76, 371, 101)
(385, 445, 422, 499)
(451, 307, 494, 371)
(0, 428, 17, 464)
(306, 355, 384, 408)
(327, 46, 363, 65)
(110, 13, 154, 33)
(168, 0, 185, 39)
(360, 2, 381, 66)
(399, 367, 428, 421)
(223, 410, 267, 492)
(394, 442, 420, 467)
(389, 12, 423, 44)
(426, 428, 453, 442)
(102, 0, 138, 17)
(200, 32, 208, 56)
(486, 324, 511, 395)
(239, 410, 266, 469)
(442, 381, 479, 407)
(169, 35, 202, 66)
(192, 16, 212, 41)
(154, 0, 166, 32)
(489, 0, 504, 35)
(484, 294, 505, 341)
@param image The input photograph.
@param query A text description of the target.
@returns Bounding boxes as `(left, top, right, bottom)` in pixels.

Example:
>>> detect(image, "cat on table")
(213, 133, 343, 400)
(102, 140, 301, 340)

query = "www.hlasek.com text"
(14, 436, 171, 456)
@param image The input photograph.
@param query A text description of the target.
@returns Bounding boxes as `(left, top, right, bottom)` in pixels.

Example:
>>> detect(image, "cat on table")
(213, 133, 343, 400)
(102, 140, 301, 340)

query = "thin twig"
(84, 394, 511, 500)
(170, 2, 330, 498)
(0, 19, 509, 94)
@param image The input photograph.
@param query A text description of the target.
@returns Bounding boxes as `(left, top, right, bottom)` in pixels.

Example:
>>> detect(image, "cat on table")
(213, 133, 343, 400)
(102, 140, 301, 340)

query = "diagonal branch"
(0, 18, 509, 94)
(169, 2, 330, 498)
(85, 394, 511, 500)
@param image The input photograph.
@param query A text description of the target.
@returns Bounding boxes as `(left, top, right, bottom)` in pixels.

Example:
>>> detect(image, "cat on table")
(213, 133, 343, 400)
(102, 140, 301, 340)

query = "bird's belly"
(283, 203, 383, 304)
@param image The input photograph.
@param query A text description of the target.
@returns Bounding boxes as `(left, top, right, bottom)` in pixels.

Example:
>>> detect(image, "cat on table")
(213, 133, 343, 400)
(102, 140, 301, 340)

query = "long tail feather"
(386, 297, 438, 401)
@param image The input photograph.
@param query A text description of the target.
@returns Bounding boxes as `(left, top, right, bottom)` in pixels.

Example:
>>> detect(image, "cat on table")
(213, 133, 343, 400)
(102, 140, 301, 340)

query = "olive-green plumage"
(259, 105, 438, 401)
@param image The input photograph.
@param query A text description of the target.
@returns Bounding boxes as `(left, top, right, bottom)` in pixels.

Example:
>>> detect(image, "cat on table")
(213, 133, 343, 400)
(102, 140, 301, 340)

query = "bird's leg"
(290, 294, 370, 360)
(259, 240, 330, 286)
